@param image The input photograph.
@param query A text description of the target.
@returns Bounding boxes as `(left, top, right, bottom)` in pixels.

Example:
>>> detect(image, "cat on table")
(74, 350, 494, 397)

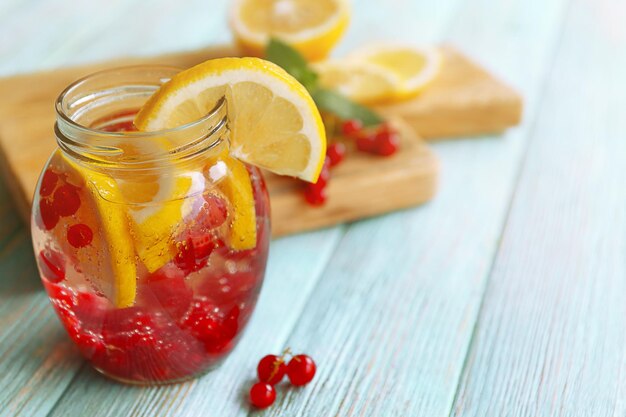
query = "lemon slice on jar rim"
(134, 57, 326, 183)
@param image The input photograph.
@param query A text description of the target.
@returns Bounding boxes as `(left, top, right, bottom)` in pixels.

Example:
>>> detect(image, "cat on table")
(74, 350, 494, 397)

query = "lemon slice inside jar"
(118, 170, 199, 273)
(56, 151, 137, 308)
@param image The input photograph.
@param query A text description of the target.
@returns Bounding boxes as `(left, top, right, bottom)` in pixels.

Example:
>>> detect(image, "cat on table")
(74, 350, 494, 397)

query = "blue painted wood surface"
(0, 0, 624, 416)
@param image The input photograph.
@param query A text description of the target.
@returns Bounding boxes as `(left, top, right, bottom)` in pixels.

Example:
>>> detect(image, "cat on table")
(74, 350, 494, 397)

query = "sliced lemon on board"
(230, 0, 350, 61)
(349, 45, 441, 99)
(54, 151, 137, 308)
(314, 59, 401, 104)
(134, 57, 326, 183)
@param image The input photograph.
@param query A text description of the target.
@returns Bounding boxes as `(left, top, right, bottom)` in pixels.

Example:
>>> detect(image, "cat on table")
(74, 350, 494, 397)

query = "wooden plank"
(0, 232, 85, 417)
(451, 0, 626, 414)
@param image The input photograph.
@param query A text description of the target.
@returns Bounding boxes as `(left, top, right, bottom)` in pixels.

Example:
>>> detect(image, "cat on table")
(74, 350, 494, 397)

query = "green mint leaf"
(312, 89, 384, 126)
(265, 38, 318, 91)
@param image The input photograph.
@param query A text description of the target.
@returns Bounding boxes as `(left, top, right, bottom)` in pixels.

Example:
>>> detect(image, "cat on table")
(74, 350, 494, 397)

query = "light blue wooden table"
(1, 0, 625, 416)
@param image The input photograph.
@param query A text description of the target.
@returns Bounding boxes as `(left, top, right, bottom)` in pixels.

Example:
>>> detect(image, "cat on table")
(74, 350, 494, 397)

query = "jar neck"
(55, 66, 229, 171)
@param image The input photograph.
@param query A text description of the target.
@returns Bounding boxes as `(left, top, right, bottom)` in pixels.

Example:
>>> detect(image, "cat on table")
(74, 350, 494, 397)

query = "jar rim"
(54, 65, 229, 168)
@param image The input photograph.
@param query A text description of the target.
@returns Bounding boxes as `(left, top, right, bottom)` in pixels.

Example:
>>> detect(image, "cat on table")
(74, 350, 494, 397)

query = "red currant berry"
(375, 129, 400, 156)
(356, 134, 377, 153)
(40, 170, 59, 197)
(317, 158, 331, 186)
(39, 249, 66, 283)
(199, 194, 228, 229)
(304, 185, 327, 206)
(257, 354, 287, 385)
(341, 119, 363, 137)
(249, 382, 276, 409)
(67, 224, 93, 248)
(326, 143, 346, 168)
(287, 354, 316, 386)
(53, 184, 81, 217)
(74, 331, 105, 359)
(39, 198, 59, 230)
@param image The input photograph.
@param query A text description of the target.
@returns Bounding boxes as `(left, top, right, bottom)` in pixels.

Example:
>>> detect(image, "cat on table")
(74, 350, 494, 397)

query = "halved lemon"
(54, 151, 137, 308)
(314, 59, 401, 104)
(134, 57, 326, 183)
(230, 0, 350, 61)
(349, 45, 441, 99)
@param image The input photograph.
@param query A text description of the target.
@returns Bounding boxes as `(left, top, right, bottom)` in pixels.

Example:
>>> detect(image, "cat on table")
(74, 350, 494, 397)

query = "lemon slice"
(314, 60, 401, 104)
(216, 156, 257, 250)
(349, 45, 441, 99)
(55, 151, 137, 307)
(230, 0, 350, 61)
(134, 57, 326, 183)
(119, 171, 200, 273)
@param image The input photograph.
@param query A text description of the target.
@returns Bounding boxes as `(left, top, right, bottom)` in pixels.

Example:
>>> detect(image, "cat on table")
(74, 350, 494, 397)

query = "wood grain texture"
(0, 232, 84, 417)
(451, 0, 626, 414)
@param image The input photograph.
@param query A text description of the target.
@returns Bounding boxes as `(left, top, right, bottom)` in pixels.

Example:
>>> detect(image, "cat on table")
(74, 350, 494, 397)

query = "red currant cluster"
(343, 119, 400, 156)
(38, 169, 95, 250)
(249, 349, 317, 409)
(302, 118, 400, 206)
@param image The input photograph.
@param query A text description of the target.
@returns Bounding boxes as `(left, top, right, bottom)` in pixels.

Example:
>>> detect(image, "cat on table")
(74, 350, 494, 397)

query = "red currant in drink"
(31, 68, 271, 384)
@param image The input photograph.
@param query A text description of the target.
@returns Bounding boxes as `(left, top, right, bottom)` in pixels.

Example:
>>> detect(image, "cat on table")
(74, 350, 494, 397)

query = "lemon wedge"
(54, 151, 137, 307)
(230, 0, 350, 61)
(349, 45, 441, 99)
(314, 59, 401, 104)
(134, 57, 326, 183)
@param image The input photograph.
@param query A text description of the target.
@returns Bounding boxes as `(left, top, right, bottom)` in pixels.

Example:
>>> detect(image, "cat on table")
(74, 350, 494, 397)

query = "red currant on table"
(326, 142, 346, 168)
(287, 354, 316, 386)
(304, 185, 327, 206)
(356, 133, 377, 153)
(303, 158, 330, 206)
(375, 129, 400, 156)
(249, 382, 276, 408)
(257, 354, 287, 385)
(341, 119, 363, 137)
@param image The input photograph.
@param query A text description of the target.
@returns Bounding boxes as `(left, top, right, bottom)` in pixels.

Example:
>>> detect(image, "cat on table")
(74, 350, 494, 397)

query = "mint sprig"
(265, 38, 384, 127)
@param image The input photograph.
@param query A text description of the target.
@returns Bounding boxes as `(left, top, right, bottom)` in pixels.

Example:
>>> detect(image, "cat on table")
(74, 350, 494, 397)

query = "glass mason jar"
(31, 67, 270, 385)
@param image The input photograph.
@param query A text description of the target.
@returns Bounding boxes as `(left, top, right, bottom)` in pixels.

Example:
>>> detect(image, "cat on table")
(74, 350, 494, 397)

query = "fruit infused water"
(32, 68, 270, 384)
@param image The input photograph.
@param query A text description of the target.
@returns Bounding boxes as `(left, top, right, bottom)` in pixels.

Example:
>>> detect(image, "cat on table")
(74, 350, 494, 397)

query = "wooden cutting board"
(0, 44, 519, 236)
